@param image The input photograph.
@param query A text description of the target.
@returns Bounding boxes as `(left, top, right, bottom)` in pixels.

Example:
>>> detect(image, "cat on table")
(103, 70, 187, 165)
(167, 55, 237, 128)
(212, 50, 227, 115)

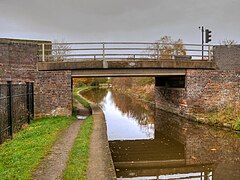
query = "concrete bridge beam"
(37, 60, 215, 71)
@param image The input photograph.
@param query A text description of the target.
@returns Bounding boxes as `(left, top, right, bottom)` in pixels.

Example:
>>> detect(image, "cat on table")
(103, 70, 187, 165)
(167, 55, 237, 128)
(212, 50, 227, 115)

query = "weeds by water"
(198, 104, 240, 130)
(63, 116, 93, 179)
(0, 116, 76, 179)
(233, 121, 240, 131)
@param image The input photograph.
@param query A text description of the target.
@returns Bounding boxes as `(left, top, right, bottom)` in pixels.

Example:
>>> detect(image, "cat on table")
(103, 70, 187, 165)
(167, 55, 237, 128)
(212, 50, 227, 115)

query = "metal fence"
(37, 42, 213, 62)
(0, 82, 34, 143)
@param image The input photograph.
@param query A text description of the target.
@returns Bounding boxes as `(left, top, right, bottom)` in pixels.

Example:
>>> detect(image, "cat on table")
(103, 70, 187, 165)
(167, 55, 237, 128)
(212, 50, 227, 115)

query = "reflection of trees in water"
(82, 88, 155, 137)
(111, 90, 155, 126)
(81, 88, 108, 109)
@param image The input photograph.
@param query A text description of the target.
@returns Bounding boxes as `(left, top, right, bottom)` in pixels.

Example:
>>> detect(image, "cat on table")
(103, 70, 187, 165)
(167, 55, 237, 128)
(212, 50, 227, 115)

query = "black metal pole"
(31, 82, 34, 120)
(201, 26, 204, 60)
(7, 81, 13, 138)
(0, 84, 2, 143)
(26, 82, 30, 124)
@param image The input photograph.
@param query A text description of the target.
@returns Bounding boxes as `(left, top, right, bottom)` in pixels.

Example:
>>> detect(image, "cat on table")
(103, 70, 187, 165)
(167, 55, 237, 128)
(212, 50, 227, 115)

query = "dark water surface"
(81, 88, 240, 180)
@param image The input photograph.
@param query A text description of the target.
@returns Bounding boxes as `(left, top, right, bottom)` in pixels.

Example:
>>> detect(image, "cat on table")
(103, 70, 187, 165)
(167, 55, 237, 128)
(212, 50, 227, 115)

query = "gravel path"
(32, 97, 115, 180)
(32, 120, 83, 180)
(32, 99, 90, 180)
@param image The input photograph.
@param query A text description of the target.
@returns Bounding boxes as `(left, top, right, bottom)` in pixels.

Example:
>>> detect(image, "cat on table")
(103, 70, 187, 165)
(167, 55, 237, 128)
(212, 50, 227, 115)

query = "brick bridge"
(0, 38, 239, 118)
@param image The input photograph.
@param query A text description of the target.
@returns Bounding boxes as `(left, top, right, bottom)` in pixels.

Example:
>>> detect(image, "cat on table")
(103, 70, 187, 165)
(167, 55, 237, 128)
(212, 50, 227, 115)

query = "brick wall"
(213, 45, 240, 72)
(34, 71, 72, 116)
(155, 70, 240, 116)
(0, 38, 72, 116)
(0, 39, 38, 83)
(186, 70, 239, 112)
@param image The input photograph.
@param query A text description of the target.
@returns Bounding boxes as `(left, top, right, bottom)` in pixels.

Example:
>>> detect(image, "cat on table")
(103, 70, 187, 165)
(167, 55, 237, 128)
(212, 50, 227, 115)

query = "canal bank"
(74, 87, 116, 179)
(113, 84, 240, 131)
(81, 88, 240, 180)
(86, 102, 116, 180)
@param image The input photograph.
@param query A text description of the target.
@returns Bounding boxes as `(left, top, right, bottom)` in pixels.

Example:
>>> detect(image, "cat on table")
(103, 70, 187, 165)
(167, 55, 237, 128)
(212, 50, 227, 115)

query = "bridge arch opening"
(155, 75, 185, 88)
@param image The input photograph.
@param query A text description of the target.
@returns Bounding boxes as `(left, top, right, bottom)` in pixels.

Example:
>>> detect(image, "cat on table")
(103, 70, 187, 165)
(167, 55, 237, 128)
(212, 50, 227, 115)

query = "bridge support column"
(155, 70, 240, 118)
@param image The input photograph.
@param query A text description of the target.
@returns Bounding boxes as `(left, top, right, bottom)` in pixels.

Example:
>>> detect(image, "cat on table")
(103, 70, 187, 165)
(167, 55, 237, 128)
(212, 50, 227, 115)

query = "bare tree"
(148, 36, 186, 60)
(173, 39, 186, 56)
(220, 39, 238, 46)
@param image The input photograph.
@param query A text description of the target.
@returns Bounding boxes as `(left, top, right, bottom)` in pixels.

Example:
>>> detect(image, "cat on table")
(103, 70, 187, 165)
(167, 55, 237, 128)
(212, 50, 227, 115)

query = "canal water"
(81, 88, 240, 180)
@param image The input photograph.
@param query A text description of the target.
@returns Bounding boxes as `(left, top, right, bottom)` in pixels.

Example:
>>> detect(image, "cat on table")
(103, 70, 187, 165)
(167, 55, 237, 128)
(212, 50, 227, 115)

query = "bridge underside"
(71, 69, 186, 77)
(37, 60, 215, 77)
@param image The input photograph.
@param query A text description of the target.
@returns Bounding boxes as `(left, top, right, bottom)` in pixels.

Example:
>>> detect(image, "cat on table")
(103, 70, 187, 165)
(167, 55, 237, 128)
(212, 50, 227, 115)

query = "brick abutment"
(155, 70, 240, 117)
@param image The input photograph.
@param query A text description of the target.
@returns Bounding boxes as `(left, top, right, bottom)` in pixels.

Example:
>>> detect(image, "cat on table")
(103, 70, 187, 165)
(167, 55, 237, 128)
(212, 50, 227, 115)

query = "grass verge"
(63, 116, 93, 179)
(73, 86, 95, 110)
(0, 116, 76, 179)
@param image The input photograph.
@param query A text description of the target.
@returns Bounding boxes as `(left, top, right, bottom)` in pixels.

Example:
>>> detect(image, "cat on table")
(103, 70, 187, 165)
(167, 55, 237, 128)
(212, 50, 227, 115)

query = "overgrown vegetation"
(0, 116, 76, 179)
(233, 121, 240, 131)
(63, 116, 93, 179)
(197, 105, 240, 130)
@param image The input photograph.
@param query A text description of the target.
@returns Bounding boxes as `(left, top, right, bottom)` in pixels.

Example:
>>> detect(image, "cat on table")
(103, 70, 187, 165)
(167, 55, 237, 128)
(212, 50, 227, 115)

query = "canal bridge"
(37, 42, 215, 77)
(1, 38, 239, 179)
(0, 38, 239, 119)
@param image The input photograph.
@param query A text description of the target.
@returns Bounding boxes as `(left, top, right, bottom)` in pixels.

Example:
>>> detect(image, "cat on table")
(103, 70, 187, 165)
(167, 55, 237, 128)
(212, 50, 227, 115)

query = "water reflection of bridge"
(116, 165, 213, 179)
(110, 133, 214, 179)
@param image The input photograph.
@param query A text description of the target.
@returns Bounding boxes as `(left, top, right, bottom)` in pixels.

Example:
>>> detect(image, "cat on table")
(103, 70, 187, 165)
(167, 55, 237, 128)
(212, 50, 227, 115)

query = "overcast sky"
(0, 0, 239, 44)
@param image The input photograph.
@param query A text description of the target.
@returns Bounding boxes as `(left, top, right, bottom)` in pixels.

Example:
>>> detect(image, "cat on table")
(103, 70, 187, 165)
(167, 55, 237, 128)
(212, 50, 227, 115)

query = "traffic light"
(205, 29, 212, 43)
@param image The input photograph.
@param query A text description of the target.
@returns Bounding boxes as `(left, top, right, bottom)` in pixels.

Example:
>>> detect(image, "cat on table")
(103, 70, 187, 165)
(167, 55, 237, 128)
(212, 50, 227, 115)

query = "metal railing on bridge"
(37, 42, 213, 62)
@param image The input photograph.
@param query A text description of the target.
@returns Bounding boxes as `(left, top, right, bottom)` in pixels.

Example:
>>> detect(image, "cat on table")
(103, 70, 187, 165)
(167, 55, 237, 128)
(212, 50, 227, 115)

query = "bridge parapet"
(37, 42, 213, 62)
